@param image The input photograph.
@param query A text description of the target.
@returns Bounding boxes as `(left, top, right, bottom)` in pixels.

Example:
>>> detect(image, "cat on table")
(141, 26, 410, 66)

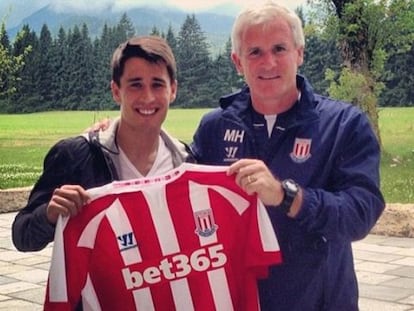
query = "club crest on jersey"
(194, 209, 218, 237)
(117, 232, 137, 251)
(290, 138, 312, 163)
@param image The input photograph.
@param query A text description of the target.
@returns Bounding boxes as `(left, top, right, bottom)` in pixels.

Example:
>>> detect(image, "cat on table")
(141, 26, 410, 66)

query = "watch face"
(285, 180, 298, 192)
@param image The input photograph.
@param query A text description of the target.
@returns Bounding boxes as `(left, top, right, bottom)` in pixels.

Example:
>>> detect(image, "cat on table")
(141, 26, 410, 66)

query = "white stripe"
(81, 274, 102, 311)
(142, 185, 179, 255)
(208, 268, 234, 311)
(143, 184, 195, 309)
(49, 215, 68, 302)
(133, 288, 155, 311)
(105, 199, 142, 265)
(77, 210, 106, 248)
(171, 279, 195, 311)
(257, 198, 280, 252)
(208, 184, 250, 215)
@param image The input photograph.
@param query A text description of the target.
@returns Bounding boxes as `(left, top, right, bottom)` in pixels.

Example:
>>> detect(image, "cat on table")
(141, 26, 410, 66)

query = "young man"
(191, 2, 385, 310)
(12, 36, 193, 252)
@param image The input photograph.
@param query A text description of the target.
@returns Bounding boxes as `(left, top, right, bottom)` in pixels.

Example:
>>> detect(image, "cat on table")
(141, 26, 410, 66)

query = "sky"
(1, 0, 308, 28)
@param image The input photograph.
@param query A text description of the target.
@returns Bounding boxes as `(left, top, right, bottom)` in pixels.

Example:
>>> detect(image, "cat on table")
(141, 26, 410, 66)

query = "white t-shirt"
(116, 136, 174, 179)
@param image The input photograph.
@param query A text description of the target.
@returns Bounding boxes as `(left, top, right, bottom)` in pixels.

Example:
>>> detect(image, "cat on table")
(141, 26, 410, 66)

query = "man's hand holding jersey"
(227, 159, 302, 217)
(47, 185, 90, 224)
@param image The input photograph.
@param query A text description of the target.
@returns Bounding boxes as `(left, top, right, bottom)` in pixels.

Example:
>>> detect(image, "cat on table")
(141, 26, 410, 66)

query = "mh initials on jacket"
(224, 129, 245, 143)
(223, 129, 244, 161)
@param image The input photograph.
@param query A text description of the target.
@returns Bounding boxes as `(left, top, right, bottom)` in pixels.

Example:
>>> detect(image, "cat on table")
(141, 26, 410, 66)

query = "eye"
(248, 48, 261, 56)
(273, 45, 286, 53)
(152, 81, 165, 89)
(128, 81, 142, 89)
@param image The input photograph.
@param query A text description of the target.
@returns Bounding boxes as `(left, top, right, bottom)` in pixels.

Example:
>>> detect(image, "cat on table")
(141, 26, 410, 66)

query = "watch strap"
(278, 179, 298, 214)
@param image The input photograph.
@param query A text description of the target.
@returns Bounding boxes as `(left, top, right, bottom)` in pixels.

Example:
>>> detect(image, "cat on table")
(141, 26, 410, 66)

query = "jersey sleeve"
(246, 197, 282, 278)
(44, 214, 94, 310)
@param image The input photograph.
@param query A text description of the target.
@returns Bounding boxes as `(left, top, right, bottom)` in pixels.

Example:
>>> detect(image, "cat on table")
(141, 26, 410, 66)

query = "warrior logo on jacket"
(223, 129, 245, 162)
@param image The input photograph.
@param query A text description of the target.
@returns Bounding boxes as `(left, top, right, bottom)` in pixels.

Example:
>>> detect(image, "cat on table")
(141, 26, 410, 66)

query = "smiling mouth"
(259, 75, 280, 80)
(136, 108, 157, 115)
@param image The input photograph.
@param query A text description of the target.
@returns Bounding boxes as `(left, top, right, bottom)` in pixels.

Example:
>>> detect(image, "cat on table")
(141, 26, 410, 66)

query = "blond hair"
(231, 1, 305, 54)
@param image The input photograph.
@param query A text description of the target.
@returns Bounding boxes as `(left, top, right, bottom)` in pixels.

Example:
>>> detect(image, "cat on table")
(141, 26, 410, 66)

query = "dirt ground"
(0, 188, 412, 237)
(371, 203, 414, 238)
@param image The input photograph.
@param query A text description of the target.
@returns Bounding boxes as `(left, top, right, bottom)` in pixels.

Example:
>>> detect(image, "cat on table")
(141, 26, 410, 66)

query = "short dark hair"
(111, 36, 177, 86)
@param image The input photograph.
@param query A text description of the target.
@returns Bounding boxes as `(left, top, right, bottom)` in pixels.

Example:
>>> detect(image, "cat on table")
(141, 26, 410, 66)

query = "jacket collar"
(83, 117, 194, 166)
(218, 74, 319, 129)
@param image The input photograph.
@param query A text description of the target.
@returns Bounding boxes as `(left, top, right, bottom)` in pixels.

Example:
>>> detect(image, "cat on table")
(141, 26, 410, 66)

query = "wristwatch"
(278, 179, 299, 214)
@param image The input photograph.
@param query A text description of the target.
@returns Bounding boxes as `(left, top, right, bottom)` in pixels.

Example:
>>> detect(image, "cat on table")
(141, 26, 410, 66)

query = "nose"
(261, 51, 277, 68)
(140, 87, 156, 103)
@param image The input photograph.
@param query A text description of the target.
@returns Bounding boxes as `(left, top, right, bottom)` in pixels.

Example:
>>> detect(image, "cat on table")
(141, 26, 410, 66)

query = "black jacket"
(12, 121, 193, 252)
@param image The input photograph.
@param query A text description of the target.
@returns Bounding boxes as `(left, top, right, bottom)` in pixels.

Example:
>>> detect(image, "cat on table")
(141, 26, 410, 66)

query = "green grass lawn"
(377, 108, 414, 203)
(0, 107, 413, 203)
(0, 109, 208, 189)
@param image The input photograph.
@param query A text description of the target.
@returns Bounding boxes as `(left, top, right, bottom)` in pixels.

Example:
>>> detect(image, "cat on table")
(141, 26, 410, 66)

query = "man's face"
(111, 57, 177, 132)
(232, 19, 304, 113)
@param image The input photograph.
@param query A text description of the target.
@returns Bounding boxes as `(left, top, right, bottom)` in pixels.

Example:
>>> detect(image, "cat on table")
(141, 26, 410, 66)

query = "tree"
(37, 24, 54, 108)
(0, 23, 31, 112)
(311, 0, 414, 143)
(209, 37, 243, 105)
(380, 44, 414, 106)
(50, 27, 68, 109)
(62, 24, 95, 109)
(175, 14, 213, 107)
(91, 23, 115, 110)
(150, 26, 162, 37)
(0, 22, 10, 50)
(299, 5, 341, 95)
(379, 0, 414, 106)
(165, 24, 177, 55)
(116, 13, 135, 42)
(10, 24, 39, 113)
(0, 22, 14, 99)
(300, 33, 341, 95)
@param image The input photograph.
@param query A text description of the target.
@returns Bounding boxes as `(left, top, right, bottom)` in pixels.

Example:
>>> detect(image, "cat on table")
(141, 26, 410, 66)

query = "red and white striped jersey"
(45, 163, 282, 311)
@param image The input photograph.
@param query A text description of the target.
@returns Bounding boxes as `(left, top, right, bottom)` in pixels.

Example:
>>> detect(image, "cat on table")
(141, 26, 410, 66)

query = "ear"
(297, 46, 304, 67)
(231, 52, 243, 75)
(111, 80, 121, 105)
(169, 79, 178, 103)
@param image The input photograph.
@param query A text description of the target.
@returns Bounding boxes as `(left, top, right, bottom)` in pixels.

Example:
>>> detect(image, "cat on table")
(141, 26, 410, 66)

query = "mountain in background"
(6, 4, 237, 54)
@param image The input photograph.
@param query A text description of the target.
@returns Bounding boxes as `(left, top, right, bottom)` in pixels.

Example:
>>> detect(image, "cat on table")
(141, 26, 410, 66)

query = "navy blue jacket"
(191, 75, 385, 310)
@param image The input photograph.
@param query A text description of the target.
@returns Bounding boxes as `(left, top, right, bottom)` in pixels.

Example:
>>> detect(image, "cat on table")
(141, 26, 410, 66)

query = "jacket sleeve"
(12, 137, 88, 251)
(296, 108, 385, 242)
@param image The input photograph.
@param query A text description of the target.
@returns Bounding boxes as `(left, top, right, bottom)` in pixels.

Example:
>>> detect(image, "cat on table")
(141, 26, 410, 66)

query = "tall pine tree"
(0, 22, 29, 112)
(50, 27, 68, 110)
(175, 14, 212, 107)
(11, 25, 40, 112)
(209, 37, 243, 106)
(37, 24, 54, 109)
